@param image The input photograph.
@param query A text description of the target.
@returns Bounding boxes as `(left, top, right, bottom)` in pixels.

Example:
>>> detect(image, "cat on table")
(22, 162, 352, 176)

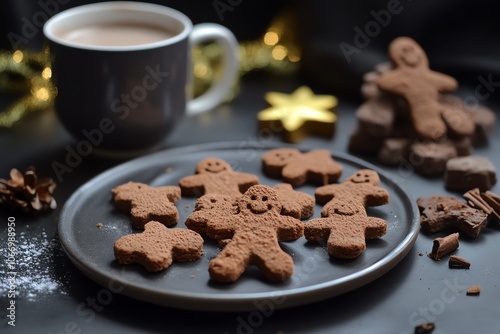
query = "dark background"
(2, 0, 500, 101)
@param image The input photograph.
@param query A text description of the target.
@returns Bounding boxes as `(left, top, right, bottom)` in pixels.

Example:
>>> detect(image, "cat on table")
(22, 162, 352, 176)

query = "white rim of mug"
(43, 1, 192, 52)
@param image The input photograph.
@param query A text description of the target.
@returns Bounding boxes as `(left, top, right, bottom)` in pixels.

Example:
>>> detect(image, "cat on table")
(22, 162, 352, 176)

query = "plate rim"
(58, 141, 420, 311)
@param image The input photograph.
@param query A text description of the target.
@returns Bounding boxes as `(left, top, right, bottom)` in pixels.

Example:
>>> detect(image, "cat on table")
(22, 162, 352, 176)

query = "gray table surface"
(1, 73, 499, 334)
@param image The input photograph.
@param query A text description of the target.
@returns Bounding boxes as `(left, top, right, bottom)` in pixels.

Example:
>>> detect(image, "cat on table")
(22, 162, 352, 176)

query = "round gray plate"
(58, 142, 419, 312)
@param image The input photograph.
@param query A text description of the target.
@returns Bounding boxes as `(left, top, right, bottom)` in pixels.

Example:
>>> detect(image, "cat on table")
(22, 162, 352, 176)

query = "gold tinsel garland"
(0, 48, 55, 127)
(0, 11, 299, 127)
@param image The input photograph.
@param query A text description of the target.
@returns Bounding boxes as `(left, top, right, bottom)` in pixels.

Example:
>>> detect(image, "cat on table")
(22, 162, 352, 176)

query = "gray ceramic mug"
(43, 1, 238, 153)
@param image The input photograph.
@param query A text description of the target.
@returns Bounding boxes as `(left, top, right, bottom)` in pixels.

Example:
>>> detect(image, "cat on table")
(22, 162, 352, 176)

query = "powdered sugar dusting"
(0, 228, 69, 301)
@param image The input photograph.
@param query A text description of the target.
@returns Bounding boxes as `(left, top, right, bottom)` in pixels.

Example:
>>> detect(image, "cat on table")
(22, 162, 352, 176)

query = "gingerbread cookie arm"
(281, 163, 308, 187)
(231, 173, 260, 193)
(274, 215, 304, 241)
(185, 210, 210, 234)
(364, 216, 387, 239)
(376, 70, 407, 95)
(314, 184, 340, 205)
(178, 174, 207, 196)
(364, 186, 390, 207)
(158, 186, 182, 202)
(304, 218, 332, 241)
(426, 71, 458, 93)
(206, 218, 238, 240)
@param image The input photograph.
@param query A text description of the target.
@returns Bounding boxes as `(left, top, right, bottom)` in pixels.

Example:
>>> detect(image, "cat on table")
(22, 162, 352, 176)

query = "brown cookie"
(179, 158, 259, 197)
(205, 185, 304, 282)
(445, 156, 497, 192)
(114, 221, 204, 272)
(409, 141, 457, 176)
(440, 95, 496, 144)
(416, 195, 488, 237)
(377, 138, 411, 165)
(376, 37, 468, 141)
(348, 127, 386, 154)
(262, 148, 343, 186)
(305, 200, 387, 259)
(273, 183, 315, 220)
(356, 98, 395, 137)
(185, 193, 238, 234)
(112, 182, 181, 229)
(315, 169, 389, 217)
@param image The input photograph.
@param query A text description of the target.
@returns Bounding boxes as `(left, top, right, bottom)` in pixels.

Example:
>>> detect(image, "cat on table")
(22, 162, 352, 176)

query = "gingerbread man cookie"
(114, 221, 204, 272)
(315, 169, 389, 217)
(376, 36, 473, 140)
(179, 158, 259, 197)
(262, 148, 343, 187)
(305, 201, 387, 259)
(206, 185, 304, 282)
(112, 182, 181, 229)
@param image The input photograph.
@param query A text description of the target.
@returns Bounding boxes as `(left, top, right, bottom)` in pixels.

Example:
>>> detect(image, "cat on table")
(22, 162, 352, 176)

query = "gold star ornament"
(257, 86, 338, 143)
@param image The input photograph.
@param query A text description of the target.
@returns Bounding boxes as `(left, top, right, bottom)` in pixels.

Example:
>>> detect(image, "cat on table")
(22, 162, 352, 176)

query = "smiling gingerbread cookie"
(206, 185, 304, 282)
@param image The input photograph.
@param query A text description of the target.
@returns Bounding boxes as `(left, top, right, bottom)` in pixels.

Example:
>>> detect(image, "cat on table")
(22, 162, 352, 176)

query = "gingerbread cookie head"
(345, 169, 380, 186)
(195, 158, 232, 174)
(262, 148, 299, 181)
(389, 37, 428, 68)
(238, 185, 281, 216)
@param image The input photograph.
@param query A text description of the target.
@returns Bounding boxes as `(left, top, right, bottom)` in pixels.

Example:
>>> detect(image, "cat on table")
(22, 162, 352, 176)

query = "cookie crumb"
(417, 251, 423, 256)
(96, 223, 104, 228)
(448, 255, 470, 269)
(414, 322, 435, 334)
(466, 285, 480, 295)
(165, 167, 173, 173)
(190, 274, 196, 279)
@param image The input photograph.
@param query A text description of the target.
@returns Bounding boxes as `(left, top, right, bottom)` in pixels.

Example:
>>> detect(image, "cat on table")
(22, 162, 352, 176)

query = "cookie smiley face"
(390, 37, 428, 68)
(195, 158, 232, 174)
(240, 185, 281, 215)
(345, 169, 380, 186)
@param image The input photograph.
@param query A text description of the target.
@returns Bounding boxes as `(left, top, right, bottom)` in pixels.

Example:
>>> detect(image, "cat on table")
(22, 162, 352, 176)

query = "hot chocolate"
(57, 22, 175, 47)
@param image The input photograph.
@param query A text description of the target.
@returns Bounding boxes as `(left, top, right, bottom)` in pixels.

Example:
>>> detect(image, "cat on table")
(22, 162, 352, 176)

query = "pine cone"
(0, 166, 57, 214)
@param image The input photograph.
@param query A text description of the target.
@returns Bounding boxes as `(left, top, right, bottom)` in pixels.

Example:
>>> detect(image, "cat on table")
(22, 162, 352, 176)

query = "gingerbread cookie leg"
(252, 238, 295, 281)
(209, 239, 252, 283)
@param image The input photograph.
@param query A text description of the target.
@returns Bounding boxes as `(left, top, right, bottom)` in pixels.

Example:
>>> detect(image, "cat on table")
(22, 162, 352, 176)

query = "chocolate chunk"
(445, 156, 497, 192)
(417, 195, 488, 237)
(415, 322, 435, 334)
(429, 232, 459, 260)
(448, 255, 470, 269)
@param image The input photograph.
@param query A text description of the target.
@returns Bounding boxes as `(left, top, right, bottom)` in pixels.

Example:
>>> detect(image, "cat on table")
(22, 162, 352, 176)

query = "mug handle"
(187, 23, 239, 115)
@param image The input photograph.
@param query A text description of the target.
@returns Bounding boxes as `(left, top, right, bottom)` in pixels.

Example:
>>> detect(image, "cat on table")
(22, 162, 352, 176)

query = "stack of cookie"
(348, 37, 496, 176)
